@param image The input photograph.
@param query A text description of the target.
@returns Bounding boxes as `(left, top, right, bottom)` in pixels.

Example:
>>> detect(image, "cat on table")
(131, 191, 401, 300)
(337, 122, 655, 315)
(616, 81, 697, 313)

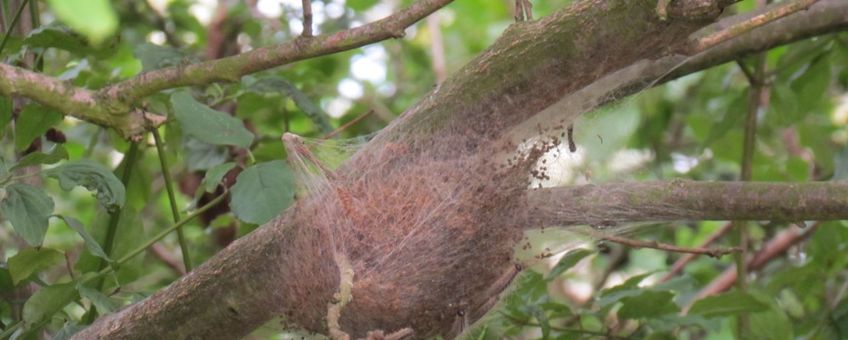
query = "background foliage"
(0, 0, 847, 339)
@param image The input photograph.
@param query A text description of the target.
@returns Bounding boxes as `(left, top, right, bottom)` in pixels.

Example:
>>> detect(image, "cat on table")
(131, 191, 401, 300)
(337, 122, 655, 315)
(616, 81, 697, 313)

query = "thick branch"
(527, 181, 848, 227)
(74, 1, 848, 339)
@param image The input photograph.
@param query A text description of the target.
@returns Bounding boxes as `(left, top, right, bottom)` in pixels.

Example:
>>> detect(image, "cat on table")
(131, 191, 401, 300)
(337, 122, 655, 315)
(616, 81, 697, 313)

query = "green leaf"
(527, 305, 550, 338)
(794, 56, 832, 115)
(0, 267, 13, 292)
(617, 290, 679, 319)
(44, 160, 126, 210)
(183, 137, 229, 171)
(0, 95, 11, 138)
(8, 247, 64, 285)
(546, 248, 594, 281)
(22, 282, 78, 328)
(688, 290, 769, 318)
(347, 0, 380, 11)
(59, 215, 111, 261)
(769, 84, 801, 127)
(231, 161, 295, 225)
(170, 91, 254, 149)
(703, 91, 747, 147)
(596, 272, 654, 308)
(23, 25, 117, 58)
(53, 321, 85, 340)
(14, 104, 63, 151)
(44, 0, 118, 45)
(202, 162, 237, 192)
(248, 77, 332, 133)
(77, 284, 118, 313)
(1, 183, 55, 246)
(10, 145, 69, 171)
(834, 146, 848, 181)
(134, 43, 189, 72)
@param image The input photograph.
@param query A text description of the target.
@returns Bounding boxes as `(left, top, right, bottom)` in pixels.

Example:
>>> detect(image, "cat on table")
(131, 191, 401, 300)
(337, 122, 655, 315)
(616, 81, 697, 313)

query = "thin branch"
(321, 110, 373, 139)
(660, 222, 733, 282)
(147, 243, 187, 276)
(153, 128, 193, 272)
(427, 12, 447, 84)
(0, 0, 28, 55)
(302, 0, 313, 37)
(102, 0, 453, 106)
(527, 181, 848, 227)
(688, 0, 820, 54)
(599, 234, 739, 258)
(689, 223, 819, 305)
(0, 0, 453, 138)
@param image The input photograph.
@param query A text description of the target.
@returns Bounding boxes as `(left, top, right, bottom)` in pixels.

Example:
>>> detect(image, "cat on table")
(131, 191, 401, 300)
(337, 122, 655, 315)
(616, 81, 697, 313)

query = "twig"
(689, 0, 820, 53)
(600, 234, 740, 258)
(153, 128, 193, 272)
(427, 13, 447, 84)
(0, 0, 29, 55)
(147, 243, 187, 276)
(321, 110, 374, 139)
(0, 0, 454, 138)
(513, 0, 533, 22)
(660, 222, 733, 282)
(689, 223, 819, 305)
(302, 0, 313, 37)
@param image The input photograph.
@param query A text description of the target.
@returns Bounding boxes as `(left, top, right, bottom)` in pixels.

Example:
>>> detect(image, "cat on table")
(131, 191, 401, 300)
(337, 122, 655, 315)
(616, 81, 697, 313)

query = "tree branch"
(72, 1, 848, 338)
(0, 0, 454, 138)
(526, 181, 848, 227)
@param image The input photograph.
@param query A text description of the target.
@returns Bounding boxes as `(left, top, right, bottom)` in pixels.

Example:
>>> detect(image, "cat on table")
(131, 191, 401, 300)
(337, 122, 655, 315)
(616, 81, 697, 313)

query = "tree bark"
(527, 181, 848, 227)
(55, 0, 848, 339)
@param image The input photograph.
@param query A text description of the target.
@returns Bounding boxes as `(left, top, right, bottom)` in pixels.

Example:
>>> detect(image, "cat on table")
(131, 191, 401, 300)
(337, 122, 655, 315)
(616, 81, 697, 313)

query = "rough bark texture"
(73, 0, 848, 339)
(528, 181, 848, 227)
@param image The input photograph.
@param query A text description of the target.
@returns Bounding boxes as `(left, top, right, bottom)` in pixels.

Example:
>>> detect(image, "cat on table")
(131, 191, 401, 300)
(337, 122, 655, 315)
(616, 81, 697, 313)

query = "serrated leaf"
(170, 92, 254, 149)
(77, 284, 118, 313)
(22, 282, 78, 328)
(1, 183, 55, 246)
(202, 162, 237, 192)
(44, 160, 126, 210)
(618, 290, 679, 319)
(14, 104, 63, 151)
(688, 290, 769, 318)
(8, 248, 64, 285)
(134, 43, 188, 72)
(10, 145, 69, 171)
(59, 215, 110, 261)
(546, 248, 593, 281)
(231, 161, 295, 225)
(44, 0, 118, 45)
